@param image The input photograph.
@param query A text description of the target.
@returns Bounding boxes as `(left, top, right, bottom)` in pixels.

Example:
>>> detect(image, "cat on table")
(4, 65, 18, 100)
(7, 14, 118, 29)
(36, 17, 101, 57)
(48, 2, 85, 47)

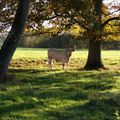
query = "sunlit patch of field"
(11, 48, 120, 71)
(0, 48, 120, 120)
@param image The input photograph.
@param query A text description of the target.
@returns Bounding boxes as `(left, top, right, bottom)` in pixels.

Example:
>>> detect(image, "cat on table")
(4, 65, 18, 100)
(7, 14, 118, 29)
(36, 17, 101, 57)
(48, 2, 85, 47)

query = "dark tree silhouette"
(84, 0, 104, 69)
(0, 0, 30, 80)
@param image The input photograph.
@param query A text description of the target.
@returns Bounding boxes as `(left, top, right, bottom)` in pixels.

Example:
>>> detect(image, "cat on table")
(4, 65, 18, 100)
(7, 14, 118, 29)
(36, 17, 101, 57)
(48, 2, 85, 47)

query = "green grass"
(0, 48, 120, 120)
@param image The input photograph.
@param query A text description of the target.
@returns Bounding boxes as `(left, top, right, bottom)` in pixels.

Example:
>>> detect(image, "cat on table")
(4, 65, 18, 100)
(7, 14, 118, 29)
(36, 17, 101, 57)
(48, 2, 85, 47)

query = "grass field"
(0, 48, 120, 120)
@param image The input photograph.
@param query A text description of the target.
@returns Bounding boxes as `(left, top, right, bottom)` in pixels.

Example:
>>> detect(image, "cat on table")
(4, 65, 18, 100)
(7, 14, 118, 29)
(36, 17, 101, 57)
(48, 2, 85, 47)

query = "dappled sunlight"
(0, 69, 120, 119)
(0, 49, 120, 119)
(10, 49, 120, 71)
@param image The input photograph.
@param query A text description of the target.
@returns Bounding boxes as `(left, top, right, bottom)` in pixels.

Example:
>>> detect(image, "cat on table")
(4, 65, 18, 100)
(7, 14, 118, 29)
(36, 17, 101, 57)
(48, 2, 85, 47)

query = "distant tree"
(0, 0, 30, 80)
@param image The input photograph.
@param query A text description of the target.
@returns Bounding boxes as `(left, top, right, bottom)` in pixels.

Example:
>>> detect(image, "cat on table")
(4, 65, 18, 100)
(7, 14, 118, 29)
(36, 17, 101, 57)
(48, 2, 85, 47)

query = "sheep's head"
(65, 48, 75, 57)
(65, 47, 75, 52)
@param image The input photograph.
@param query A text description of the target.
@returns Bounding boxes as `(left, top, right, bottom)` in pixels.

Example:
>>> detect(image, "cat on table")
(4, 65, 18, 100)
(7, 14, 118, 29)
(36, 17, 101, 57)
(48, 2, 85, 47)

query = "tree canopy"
(0, 0, 120, 40)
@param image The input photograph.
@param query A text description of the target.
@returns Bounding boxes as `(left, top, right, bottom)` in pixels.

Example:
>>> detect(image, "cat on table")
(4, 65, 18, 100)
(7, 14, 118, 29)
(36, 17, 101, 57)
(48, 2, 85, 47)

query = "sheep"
(48, 48, 75, 70)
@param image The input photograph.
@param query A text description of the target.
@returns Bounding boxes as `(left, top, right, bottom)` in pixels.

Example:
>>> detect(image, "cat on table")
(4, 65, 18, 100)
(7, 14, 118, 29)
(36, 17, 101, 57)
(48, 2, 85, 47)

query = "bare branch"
(40, 15, 58, 21)
(103, 8, 120, 16)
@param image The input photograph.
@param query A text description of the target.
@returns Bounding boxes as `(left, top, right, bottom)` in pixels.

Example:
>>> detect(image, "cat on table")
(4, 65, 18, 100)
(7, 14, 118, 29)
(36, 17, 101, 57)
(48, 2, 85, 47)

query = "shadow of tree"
(0, 69, 119, 119)
(0, 102, 35, 117)
(46, 95, 120, 120)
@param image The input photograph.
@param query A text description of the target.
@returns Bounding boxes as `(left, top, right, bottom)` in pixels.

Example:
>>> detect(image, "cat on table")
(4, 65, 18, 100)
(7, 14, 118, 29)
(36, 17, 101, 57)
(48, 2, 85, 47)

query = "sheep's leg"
(66, 63, 69, 69)
(48, 59, 52, 70)
(62, 63, 65, 70)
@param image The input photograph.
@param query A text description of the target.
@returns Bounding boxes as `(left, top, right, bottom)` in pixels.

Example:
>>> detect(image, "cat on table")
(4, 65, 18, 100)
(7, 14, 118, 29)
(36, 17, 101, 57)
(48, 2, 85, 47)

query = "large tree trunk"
(84, 39, 104, 69)
(0, 0, 30, 80)
(84, 0, 105, 70)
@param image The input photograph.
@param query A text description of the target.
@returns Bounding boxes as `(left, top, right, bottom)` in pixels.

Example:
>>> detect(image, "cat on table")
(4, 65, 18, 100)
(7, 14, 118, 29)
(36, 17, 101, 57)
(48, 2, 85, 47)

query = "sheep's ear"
(72, 48, 75, 51)
(65, 48, 69, 51)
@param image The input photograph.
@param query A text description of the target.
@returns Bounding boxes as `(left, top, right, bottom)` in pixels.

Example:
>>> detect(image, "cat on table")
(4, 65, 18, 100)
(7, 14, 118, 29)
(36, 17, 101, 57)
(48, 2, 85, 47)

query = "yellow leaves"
(25, 27, 30, 32)
(102, 2, 108, 15)
(69, 24, 85, 36)
(103, 21, 120, 41)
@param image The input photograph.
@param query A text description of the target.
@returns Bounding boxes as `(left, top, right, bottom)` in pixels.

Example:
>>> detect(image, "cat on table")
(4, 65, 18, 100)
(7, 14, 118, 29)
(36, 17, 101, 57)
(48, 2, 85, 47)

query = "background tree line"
(19, 33, 120, 50)
(1, 32, 120, 49)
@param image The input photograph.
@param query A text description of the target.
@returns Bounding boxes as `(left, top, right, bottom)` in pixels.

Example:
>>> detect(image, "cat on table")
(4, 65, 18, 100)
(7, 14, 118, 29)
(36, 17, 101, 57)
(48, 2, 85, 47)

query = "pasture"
(0, 48, 120, 120)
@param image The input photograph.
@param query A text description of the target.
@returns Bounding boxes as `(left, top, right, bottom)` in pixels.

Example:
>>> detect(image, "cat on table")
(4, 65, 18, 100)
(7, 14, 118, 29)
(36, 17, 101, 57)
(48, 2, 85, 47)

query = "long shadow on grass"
(8, 69, 119, 100)
(46, 93, 120, 120)
(0, 102, 36, 117)
(1, 69, 119, 118)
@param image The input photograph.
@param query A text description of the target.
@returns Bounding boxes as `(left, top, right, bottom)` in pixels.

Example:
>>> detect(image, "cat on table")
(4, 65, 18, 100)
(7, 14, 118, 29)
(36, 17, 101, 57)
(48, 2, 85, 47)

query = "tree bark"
(84, 39, 104, 69)
(0, 0, 30, 80)
(84, 0, 105, 70)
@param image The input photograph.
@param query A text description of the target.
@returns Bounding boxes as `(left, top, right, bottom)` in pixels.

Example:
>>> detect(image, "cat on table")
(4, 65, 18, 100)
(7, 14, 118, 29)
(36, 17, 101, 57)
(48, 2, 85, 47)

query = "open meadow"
(0, 48, 120, 120)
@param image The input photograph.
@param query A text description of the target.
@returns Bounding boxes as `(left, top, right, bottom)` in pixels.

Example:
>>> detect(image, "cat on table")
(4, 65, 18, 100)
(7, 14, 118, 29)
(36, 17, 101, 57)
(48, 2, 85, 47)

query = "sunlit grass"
(12, 48, 120, 70)
(14, 48, 120, 60)
(0, 48, 120, 120)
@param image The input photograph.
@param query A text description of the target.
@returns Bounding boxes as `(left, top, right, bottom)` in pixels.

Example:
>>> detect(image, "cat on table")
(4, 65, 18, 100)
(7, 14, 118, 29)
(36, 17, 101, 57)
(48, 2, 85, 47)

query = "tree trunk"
(0, 0, 30, 80)
(84, 39, 104, 69)
(84, 0, 105, 70)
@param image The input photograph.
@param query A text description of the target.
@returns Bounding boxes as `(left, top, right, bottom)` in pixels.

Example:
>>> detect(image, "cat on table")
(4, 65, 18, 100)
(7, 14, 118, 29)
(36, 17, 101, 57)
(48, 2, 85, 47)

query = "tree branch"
(102, 17, 120, 29)
(23, 31, 51, 37)
(40, 15, 59, 21)
(103, 8, 120, 16)
(73, 18, 89, 31)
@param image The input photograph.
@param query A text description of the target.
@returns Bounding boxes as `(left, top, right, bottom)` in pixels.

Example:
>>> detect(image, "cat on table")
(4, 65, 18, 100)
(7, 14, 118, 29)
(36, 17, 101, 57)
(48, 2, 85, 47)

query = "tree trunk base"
(84, 64, 108, 70)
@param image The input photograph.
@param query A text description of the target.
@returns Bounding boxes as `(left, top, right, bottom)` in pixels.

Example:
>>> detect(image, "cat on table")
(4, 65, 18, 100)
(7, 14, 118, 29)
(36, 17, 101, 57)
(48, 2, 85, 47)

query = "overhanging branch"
(40, 15, 59, 21)
(103, 8, 120, 16)
(102, 17, 120, 29)
(73, 18, 89, 31)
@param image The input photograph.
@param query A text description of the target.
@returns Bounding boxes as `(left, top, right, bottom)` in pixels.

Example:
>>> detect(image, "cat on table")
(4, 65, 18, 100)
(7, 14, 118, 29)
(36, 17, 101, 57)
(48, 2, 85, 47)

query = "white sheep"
(48, 48, 75, 70)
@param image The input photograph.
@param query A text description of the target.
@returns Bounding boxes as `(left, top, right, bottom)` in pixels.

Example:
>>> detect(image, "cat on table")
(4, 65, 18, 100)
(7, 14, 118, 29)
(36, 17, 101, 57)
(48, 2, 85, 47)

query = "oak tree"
(0, 0, 30, 80)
